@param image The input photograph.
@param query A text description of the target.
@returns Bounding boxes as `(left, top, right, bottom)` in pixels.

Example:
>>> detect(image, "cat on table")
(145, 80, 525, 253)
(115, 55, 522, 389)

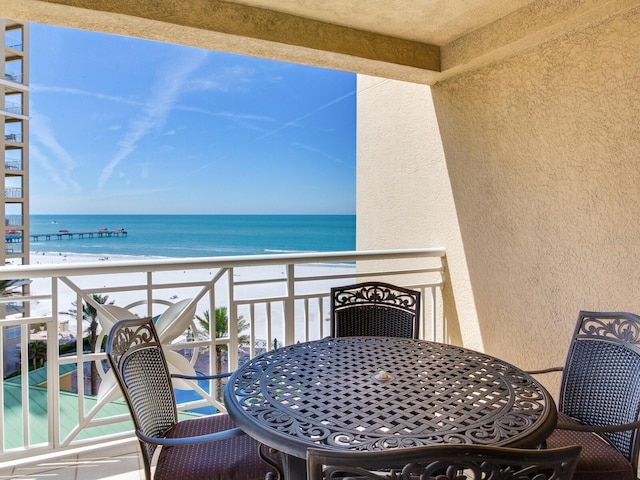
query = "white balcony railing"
(0, 248, 445, 462)
(3, 101, 22, 114)
(3, 187, 21, 198)
(4, 214, 22, 226)
(4, 159, 22, 171)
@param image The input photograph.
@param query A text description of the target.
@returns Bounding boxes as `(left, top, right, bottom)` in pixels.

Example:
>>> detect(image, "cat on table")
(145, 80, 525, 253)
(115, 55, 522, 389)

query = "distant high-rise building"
(1, 19, 29, 375)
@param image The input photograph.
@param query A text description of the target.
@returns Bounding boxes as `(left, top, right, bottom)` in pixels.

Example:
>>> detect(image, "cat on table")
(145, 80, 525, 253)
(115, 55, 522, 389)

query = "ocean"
(29, 214, 356, 258)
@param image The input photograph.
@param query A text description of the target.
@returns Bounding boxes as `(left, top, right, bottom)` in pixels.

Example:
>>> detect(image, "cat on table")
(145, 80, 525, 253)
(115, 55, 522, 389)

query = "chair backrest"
(559, 310, 640, 468)
(106, 317, 178, 479)
(330, 282, 420, 338)
(306, 444, 581, 480)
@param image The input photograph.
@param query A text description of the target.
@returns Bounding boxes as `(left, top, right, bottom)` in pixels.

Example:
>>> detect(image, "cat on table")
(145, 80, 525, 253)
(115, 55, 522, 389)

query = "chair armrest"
(526, 366, 563, 375)
(171, 371, 232, 380)
(557, 419, 640, 434)
(136, 426, 245, 446)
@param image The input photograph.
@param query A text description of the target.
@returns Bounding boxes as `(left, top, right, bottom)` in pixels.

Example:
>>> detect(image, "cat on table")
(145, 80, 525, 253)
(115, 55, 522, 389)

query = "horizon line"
(30, 212, 356, 216)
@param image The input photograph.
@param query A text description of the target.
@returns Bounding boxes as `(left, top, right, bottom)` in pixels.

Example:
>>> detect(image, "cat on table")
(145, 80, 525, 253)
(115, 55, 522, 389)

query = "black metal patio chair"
(106, 316, 281, 480)
(306, 444, 581, 480)
(330, 281, 421, 338)
(531, 310, 640, 480)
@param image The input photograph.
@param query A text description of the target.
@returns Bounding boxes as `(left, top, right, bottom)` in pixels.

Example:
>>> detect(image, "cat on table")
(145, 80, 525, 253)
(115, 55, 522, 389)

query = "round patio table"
(224, 336, 557, 478)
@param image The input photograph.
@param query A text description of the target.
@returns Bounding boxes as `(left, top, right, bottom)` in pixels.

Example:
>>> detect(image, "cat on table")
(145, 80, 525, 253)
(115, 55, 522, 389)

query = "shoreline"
(28, 249, 357, 266)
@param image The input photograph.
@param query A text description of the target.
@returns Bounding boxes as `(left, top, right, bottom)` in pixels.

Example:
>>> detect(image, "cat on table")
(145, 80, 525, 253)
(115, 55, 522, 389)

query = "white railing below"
(0, 248, 445, 462)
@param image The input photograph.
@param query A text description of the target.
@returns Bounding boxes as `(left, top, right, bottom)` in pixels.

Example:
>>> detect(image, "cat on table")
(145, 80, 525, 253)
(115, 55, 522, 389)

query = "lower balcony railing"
(0, 248, 445, 462)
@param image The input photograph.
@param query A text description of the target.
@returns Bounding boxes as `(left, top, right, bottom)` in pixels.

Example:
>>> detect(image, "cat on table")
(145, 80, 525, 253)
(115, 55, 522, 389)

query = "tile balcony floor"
(0, 439, 144, 480)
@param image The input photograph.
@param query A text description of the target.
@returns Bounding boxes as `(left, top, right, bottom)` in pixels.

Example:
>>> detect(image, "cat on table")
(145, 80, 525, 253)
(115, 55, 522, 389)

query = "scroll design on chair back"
(331, 282, 421, 338)
(334, 284, 419, 309)
(306, 444, 581, 480)
(108, 320, 155, 364)
(578, 314, 640, 344)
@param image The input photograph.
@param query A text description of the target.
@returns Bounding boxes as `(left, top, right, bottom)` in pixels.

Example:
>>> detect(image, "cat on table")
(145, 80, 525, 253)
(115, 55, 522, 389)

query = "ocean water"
(29, 214, 356, 258)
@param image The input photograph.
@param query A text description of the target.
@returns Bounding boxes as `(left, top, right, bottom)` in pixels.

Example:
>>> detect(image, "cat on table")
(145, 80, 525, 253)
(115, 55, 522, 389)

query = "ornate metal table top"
(224, 336, 557, 459)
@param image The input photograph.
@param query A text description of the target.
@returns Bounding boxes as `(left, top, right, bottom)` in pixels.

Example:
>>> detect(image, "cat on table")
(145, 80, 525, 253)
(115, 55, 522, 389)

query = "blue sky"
(28, 24, 356, 215)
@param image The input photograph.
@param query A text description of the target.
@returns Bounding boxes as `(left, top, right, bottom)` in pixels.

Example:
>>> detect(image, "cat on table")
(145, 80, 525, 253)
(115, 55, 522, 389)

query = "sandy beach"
(28, 251, 169, 320)
(26, 251, 356, 343)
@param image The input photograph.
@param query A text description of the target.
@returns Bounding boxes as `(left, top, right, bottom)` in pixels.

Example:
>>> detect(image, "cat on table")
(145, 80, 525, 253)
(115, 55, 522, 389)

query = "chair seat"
(546, 412, 638, 480)
(156, 413, 273, 480)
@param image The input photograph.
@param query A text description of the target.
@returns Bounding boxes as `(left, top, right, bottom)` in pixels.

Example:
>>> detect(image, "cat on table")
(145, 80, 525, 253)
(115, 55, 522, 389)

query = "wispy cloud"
(97, 51, 209, 190)
(33, 84, 234, 118)
(30, 144, 67, 190)
(33, 66, 275, 140)
(137, 161, 153, 179)
(30, 110, 82, 192)
(184, 89, 355, 178)
(33, 83, 273, 123)
(174, 105, 273, 122)
(256, 90, 356, 141)
(293, 142, 343, 164)
(31, 84, 148, 108)
(186, 65, 256, 92)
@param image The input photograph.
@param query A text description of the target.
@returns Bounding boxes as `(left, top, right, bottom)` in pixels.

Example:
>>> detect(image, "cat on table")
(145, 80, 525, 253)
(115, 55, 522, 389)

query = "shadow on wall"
(441, 256, 462, 345)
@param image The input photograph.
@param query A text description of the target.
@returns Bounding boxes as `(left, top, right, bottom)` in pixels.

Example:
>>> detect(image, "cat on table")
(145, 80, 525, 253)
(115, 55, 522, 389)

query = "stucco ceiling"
(1, 0, 636, 84)
(229, 0, 537, 46)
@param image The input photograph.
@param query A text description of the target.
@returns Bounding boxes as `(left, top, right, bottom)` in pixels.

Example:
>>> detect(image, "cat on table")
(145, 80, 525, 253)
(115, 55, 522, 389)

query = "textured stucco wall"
(358, 5, 640, 388)
(356, 77, 475, 348)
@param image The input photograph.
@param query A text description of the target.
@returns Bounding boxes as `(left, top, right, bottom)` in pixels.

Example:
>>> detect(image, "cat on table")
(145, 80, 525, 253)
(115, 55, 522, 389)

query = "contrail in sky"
(97, 51, 209, 190)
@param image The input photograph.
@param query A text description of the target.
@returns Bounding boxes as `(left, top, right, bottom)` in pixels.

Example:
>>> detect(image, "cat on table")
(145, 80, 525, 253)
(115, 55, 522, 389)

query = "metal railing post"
(284, 263, 296, 346)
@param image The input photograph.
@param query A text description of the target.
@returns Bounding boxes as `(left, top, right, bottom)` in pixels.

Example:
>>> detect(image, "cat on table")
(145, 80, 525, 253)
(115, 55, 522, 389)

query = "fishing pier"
(29, 228, 127, 241)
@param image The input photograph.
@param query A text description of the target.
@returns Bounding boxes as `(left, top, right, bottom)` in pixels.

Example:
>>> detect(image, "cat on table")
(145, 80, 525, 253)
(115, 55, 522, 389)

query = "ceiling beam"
(1, 0, 441, 84)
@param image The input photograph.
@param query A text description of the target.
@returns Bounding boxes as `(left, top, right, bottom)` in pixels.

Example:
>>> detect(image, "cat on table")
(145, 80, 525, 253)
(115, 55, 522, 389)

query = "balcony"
(5, 38, 22, 52)
(4, 158, 22, 170)
(4, 132, 22, 143)
(4, 244, 22, 255)
(0, 248, 445, 473)
(3, 100, 22, 114)
(4, 186, 21, 198)
(5, 214, 23, 226)
(3, 72, 22, 83)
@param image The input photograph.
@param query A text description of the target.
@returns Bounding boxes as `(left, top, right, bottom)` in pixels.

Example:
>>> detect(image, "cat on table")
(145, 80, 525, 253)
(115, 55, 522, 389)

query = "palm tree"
(67, 294, 113, 395)
(0, 279, 21, 296)
(196, 307, 249, 398)
(28, 340, 47, 370)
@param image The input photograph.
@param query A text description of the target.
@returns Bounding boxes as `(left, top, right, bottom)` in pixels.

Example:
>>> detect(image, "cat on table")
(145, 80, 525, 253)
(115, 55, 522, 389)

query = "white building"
(1, 19, 29, 375)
